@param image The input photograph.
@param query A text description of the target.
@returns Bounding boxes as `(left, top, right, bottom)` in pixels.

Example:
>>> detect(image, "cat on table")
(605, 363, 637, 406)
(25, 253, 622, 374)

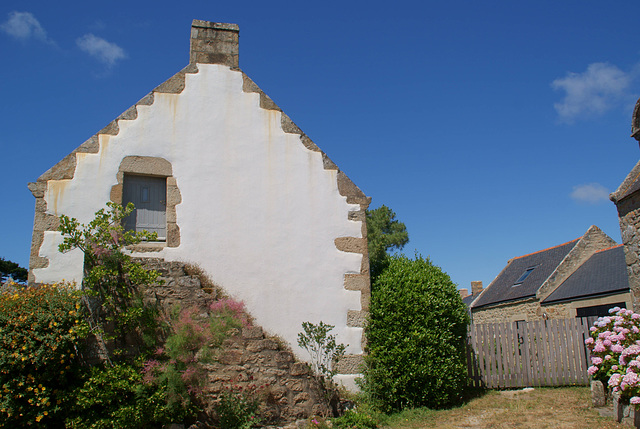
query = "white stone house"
(28, 20, 371, 389)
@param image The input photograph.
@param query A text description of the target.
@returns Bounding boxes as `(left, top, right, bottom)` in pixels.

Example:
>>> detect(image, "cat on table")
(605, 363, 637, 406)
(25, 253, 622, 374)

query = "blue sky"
(2, 1, 640, 292)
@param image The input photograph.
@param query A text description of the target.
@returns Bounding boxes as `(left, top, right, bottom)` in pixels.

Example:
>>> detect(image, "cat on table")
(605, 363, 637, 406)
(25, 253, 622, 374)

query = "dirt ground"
(384, 386, 628, 429)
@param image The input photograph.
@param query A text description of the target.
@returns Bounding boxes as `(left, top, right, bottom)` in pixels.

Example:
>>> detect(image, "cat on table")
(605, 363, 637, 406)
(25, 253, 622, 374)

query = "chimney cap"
(192, 20, 239, 32)
(190, 20, 240, 68)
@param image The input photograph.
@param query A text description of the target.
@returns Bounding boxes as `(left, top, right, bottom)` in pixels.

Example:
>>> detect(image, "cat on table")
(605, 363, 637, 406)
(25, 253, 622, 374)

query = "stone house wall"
(28, 20, 370, 389)
(612, 171, 640, 313)
(610, 97, 640, 314)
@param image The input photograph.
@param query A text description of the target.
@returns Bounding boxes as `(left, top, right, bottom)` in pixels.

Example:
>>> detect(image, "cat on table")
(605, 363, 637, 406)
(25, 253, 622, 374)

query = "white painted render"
(33, 64, 364, 360)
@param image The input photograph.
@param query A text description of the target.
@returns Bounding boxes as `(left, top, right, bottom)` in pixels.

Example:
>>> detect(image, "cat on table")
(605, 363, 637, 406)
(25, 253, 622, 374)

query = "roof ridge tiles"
(511, 238, 580, 261)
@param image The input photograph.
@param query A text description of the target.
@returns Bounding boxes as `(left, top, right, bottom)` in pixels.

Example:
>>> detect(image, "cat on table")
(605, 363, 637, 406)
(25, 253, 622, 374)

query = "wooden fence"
(467, 317, 596, 388)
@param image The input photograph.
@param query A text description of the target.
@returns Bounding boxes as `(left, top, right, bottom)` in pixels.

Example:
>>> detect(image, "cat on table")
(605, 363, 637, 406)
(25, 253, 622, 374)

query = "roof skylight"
(514, 266, 536, 285)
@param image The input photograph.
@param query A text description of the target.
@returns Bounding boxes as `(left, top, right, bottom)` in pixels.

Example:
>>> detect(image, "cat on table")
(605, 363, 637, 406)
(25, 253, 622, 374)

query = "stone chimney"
(190, 20, 239, 68)
(471, 281, 483, 296)
(459, 289, 469, 299)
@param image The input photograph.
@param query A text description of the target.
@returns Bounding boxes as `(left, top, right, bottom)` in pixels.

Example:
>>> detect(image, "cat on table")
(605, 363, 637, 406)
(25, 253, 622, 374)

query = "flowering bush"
(214, 380, 263, 429)
(586, 307, 640, 403)
(0, 282, 85, 427)
(142, 298, 251, 410)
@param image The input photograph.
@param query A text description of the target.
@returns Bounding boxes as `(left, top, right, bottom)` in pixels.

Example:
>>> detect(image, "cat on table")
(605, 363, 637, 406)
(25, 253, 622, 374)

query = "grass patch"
(380, 386, 625, 429)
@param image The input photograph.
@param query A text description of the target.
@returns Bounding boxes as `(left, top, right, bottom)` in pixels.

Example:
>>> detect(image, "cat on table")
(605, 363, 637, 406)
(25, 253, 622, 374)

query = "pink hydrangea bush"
(586, 307, 640, 403)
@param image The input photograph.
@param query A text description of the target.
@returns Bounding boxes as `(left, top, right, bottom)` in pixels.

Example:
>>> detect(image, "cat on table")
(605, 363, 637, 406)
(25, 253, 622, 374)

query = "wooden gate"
(467, 318, 595, 388)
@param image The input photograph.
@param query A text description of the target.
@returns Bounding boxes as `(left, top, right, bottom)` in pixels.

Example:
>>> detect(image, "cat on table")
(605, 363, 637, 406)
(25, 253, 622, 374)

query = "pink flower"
(592, 357, 603, 365)
(588, 365, 598, 375)
(585, 337, 594, 345)
(624, 371, 640, 387)
(611, 344, 625, 353)
(632, 314, 640, 320)
(631, 397, 640, 405)
(609, 373, 622, 387)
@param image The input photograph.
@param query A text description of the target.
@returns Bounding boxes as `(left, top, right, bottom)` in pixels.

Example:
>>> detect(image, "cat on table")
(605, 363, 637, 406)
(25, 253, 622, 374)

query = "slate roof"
(542, 245, 629, 304)
(462, 293, 476, 307)
(471, 239, 580, 309)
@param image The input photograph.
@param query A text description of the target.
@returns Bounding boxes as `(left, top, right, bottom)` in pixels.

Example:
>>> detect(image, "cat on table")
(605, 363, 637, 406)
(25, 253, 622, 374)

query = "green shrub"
(297, 321, 346, 385)
(0, 282, 85, 427)
(362, 255, 469, 412)
(332, 408, 379, 428)
(66, 363, 192, 429)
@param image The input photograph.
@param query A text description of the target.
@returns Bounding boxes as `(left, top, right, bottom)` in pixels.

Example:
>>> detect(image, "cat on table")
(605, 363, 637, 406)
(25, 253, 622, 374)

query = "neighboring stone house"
(28, 20, 370, 390)
(460, 281, 484, 307)
(471, 226, 631, 323)
(610, 97, 640, 313)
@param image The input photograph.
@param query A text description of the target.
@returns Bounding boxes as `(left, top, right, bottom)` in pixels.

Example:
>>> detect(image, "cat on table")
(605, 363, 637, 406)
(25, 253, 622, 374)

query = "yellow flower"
(36, 415, 42, 422)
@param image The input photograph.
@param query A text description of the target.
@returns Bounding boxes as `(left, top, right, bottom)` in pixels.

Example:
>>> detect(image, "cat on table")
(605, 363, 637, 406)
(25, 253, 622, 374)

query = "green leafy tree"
(0, 257, 28, 283)
(366, 205, 408, 279)
(363, 254, 469, 412)
(58, 202, 161, 361)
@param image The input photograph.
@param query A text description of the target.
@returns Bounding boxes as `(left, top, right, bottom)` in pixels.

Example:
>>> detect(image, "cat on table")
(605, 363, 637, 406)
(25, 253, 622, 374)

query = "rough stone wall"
(471, 299, 571, 324)
(555, 293, 633, 316)
(138, 259, 331, 426)
(614, 192, 640, 313)
(472, 294, 632, 324)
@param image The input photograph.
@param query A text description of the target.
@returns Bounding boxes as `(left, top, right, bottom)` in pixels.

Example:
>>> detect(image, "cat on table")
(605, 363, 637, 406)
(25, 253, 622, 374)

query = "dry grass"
(183, 262, 227, 300)
(383, 387, 625, 429)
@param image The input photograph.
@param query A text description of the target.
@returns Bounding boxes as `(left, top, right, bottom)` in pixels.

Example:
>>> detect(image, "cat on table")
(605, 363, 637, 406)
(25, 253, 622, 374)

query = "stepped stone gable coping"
(536, 226, 617, 302)
(28, 19, 371, 374)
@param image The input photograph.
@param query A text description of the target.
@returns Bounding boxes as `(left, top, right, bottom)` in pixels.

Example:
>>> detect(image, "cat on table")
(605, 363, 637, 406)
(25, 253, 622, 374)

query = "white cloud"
(0, 11, 53, 44)
(570, 183, 610, 204)
(552, 62, 632, 123)
(76, 33, 126, 67)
